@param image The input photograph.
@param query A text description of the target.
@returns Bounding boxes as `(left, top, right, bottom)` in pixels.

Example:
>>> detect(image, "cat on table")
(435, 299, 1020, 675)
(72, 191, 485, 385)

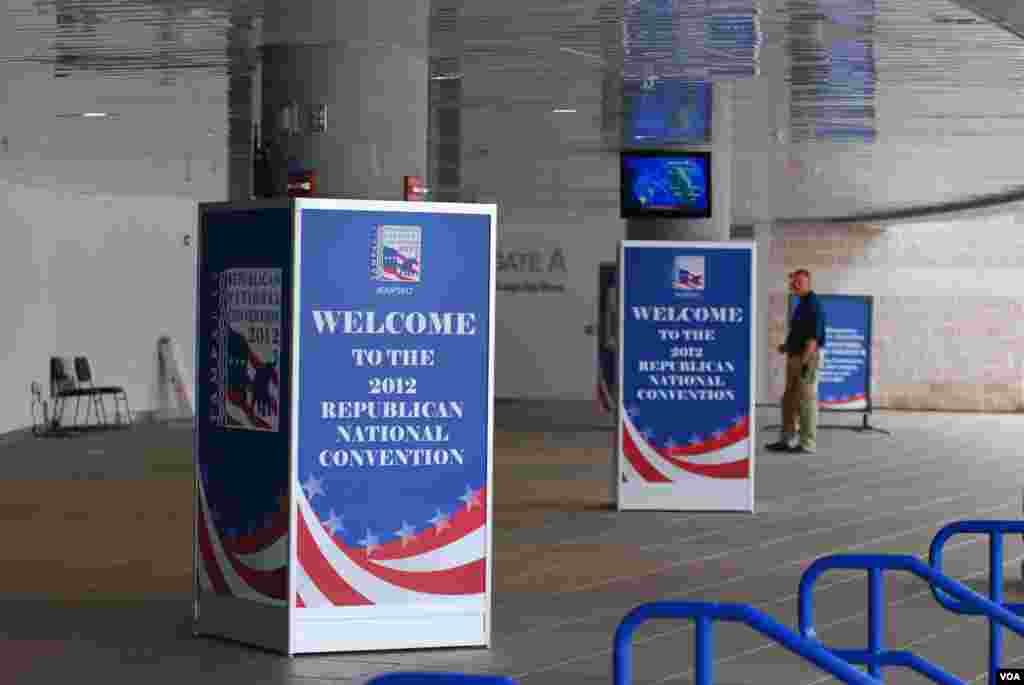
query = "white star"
(627, 404, 640, 418)
(841, 395, 849, 401)
(825, 396, 835, 402)
(302, 474, 325, 500)
(689, 435, 702, 445)
(641, 427, 655, 440)
(429, 509, 451, 533)
(459, 485, 480, 511)
(358, 529, 380, 556)
(323, 509, 345, 536)
(664, 438, 677, 449)
(394, 521, 417, 547)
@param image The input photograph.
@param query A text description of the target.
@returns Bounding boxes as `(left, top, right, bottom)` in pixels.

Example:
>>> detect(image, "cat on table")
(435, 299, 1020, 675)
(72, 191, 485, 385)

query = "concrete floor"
(2, 402, 1023, 685)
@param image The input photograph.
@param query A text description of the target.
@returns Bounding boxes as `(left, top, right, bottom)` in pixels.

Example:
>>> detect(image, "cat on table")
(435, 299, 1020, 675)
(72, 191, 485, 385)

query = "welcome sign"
(617, 241, 756, 511)
(293, 200, 495, 652)
(195, 199, 495, 655)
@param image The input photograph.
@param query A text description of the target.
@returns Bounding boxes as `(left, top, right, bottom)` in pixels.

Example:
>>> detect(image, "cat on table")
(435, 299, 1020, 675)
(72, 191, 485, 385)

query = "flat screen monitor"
(620, 151, 711, 219)
(622, 80, 712, 145)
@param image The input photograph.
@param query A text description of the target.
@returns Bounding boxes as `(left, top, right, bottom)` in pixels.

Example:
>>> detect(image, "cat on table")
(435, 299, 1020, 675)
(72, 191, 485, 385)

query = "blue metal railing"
(799, 553, 1024, 685)
(930, 520, 1024, 685)
(613, 601, 882, 685)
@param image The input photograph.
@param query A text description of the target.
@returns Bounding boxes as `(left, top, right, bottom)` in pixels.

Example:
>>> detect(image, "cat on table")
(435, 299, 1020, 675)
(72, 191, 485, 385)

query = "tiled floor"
(2, 402, 1023, 684)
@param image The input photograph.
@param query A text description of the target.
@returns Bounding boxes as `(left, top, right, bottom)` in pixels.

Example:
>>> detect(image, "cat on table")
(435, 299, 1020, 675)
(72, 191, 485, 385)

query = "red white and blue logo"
(673, 255, 705, 291)
(372, 225, 422, 283)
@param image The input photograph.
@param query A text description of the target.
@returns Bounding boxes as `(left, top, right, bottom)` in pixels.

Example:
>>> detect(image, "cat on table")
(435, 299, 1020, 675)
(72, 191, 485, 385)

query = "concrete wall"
(1, 179, 201, 435)
(756, 212, 1024, 412)
(0, 55, 227, 434)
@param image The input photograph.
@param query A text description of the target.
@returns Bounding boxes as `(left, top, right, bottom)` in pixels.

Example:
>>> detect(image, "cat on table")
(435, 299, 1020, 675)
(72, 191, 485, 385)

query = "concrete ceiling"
(2, 0, 1024, 218)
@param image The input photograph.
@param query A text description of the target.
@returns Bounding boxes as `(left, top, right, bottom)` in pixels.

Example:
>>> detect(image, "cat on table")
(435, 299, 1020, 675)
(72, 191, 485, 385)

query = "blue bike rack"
(613, 601, 882, 685)
(930, 520, 1024, 685)
(799, 553, 1024, 685)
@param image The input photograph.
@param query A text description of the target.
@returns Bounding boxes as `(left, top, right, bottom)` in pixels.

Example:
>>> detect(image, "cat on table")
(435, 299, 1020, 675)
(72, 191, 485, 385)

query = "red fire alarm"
(287, 170, 316, 197)
(403, 175, 428, 201)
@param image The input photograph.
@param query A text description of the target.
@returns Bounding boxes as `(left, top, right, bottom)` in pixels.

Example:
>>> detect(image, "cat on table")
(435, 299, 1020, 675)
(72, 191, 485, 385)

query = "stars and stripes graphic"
(620, 408, 750, 482)
(371, 225, 422, 283)
(196, 475, 289, 605)
(673, 269, 704, 290)
(295, 478, 487, 608)
(197, 475, 489, 608)
(379, 246, 421, 282)
(672, 256, 705, 291)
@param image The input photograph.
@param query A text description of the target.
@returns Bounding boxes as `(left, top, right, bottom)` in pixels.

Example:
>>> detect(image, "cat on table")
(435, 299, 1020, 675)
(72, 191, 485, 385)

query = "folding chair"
(74, 356, 132, 426)
(30, 381, 72, 438)
(49, 356, 99, 428)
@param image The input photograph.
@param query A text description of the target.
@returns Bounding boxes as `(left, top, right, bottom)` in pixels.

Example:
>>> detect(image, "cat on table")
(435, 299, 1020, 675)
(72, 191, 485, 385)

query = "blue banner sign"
(294, 203, 494, 612)
(617, 241, 755, 511)
(789, 294, 872, 412)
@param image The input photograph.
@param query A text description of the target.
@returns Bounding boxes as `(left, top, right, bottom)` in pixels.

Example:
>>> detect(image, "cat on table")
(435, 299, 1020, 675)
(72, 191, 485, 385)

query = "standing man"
(765, 269, 826, 454)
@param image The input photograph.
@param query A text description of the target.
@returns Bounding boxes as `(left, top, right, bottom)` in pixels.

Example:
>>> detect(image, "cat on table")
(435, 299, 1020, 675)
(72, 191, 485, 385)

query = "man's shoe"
(764, 440, 793, 451)
(788, 445, 816, 455)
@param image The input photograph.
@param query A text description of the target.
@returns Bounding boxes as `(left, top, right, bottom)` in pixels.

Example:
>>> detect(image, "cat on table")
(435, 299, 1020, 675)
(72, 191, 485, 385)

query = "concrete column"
(227, 13, 257, 201)
(625, 82, 734, 242)
(259, 0, 429, 199)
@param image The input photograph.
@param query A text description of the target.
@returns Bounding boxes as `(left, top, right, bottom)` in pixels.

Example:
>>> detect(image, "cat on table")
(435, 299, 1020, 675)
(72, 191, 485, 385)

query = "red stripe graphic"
(357, 558, 485, 595)
(820, 393, 866, 406)
(369, 488, 487, 561)
(622, 425, 672, 482)
(296, 593, 306, 608)
(197, 503, 232, 595)
(219, 546, 288, 600)
(382, 266, 418, 282)
(298, 514, 373, 606)
(623, 424, 750, 480)
(665, 418, 749, 457)
(219, 511, 288, 555)
(226, 390, 272, 429)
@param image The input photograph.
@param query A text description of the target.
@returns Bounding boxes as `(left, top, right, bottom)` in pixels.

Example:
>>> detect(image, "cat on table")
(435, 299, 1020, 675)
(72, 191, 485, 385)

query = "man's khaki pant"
(782, 352, 820, 451)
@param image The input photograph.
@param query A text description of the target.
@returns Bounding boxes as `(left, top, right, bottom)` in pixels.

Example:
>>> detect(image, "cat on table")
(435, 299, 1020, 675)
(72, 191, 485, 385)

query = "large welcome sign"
(293, 200, 494, 653)
(617, 241, 755, 511)
(195, 198, 495, 655)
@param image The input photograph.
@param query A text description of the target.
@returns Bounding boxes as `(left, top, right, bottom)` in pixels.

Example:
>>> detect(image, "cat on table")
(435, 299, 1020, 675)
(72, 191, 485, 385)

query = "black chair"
(74, 356, 132, 426)
(50, 357, 100, 428)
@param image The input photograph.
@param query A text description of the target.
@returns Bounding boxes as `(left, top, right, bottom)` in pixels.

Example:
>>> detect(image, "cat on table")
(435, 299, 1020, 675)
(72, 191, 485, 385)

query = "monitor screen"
(622, 80, 712, 145)
(620, 151, 712, 218)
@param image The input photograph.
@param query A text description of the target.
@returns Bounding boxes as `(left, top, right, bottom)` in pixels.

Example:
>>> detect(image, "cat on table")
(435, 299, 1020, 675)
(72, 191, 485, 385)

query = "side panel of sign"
(618, 242, 755, 511)
(195, 207, 293, 606)
(597, 262, 618, 413)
